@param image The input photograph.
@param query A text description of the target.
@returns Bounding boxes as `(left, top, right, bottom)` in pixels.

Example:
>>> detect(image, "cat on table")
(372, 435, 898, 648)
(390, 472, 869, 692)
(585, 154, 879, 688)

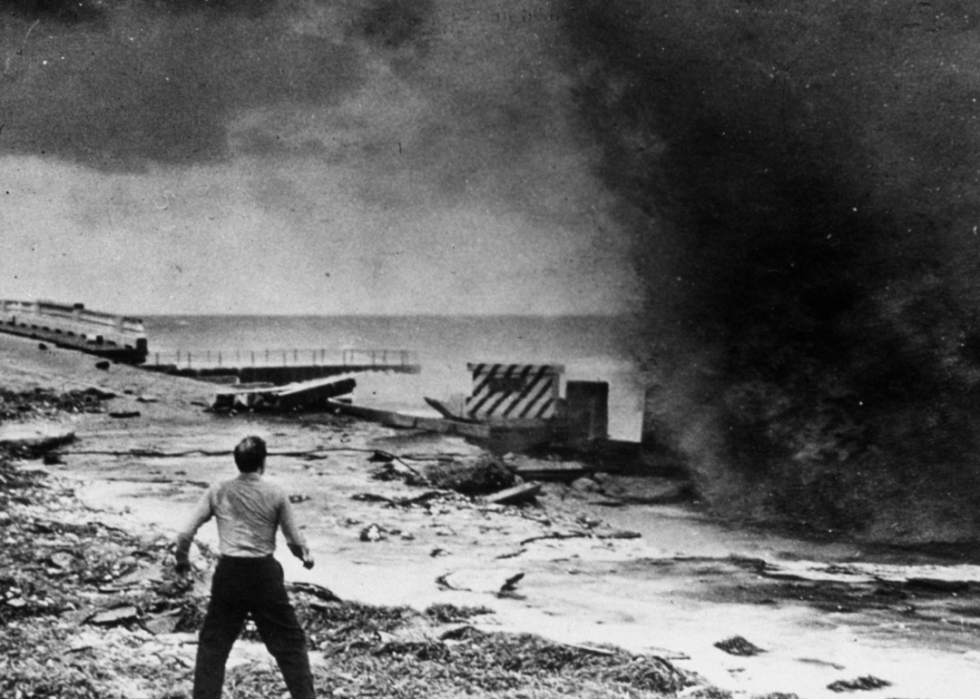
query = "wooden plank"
(513, 463, 587, 482)
(277, 376, 356, 397)
(214, 377, 355, 411)
(485, 482, 542, 505)
(326, 400, 491, 438)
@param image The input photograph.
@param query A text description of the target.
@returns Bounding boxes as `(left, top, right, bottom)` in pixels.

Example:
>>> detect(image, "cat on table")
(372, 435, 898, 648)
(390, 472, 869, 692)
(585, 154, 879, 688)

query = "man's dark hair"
(234, 436, 267, 473)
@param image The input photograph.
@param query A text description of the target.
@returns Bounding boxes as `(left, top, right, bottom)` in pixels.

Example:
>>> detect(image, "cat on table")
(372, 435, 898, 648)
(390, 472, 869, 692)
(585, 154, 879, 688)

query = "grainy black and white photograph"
(2, 1, 980, 698)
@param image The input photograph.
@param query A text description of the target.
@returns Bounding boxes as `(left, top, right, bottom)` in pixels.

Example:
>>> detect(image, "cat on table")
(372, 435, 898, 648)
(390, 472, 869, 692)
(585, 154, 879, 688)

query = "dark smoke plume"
(561, 0, 980, 543)
(0, 0, 363, 170)
(3, 0, 106, 23)
(350, 0, 434, 50)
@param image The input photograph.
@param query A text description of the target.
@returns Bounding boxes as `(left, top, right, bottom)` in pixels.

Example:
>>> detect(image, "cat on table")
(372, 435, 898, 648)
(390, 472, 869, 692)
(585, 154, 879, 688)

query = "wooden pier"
(142, 348, 420, 385)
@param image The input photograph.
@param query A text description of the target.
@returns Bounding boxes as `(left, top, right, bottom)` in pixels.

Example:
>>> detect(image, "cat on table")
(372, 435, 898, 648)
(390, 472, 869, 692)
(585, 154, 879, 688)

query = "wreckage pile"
(226, 597, 694, 699)
(0, 428, 209, 699)
(1, 388, 709, 699)
(0, 387, 110, 422)
(0, 451, 699, 699)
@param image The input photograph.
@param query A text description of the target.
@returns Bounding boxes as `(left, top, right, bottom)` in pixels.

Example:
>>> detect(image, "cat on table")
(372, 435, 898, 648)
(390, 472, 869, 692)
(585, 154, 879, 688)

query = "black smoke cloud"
(0, 0, 368, 170)
(0, 0, 551, 219)
(351, 0, 433, 50)
(561, 0, 980, 542)
(3, 0, 107, 23)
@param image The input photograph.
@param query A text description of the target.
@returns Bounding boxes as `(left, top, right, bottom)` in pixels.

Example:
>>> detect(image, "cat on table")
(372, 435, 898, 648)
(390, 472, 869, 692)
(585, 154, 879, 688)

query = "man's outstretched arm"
(281, 498, 314, 569)
(174, 490, 214, 575)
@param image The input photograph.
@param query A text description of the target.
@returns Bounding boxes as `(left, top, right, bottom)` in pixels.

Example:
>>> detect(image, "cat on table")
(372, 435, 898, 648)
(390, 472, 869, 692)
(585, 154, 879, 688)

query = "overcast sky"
(0, 0, 640, 316)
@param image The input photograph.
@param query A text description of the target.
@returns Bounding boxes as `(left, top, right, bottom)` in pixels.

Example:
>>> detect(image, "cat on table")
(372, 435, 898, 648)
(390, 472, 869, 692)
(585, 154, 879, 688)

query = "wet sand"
(5, 332, 980, 699)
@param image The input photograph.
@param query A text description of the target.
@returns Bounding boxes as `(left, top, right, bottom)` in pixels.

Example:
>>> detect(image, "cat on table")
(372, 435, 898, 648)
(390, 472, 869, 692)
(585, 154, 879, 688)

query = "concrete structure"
(564, 380, 609, 443)
(464, 363, 564, 421)
(0, 299, 148, 363)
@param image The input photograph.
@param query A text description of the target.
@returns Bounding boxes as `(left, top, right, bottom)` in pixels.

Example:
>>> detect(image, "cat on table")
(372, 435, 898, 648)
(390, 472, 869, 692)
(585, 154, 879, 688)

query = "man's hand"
(290, 543, 315, 569)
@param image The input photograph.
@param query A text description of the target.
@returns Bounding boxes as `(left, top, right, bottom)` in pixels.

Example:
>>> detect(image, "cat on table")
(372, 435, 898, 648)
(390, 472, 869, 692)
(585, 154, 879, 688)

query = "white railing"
(146, 348, 417, 370)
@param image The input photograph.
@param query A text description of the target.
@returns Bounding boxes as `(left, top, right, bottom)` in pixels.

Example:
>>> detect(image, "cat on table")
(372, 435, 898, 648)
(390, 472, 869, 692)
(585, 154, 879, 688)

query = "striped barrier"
(464, 363, 564, 421)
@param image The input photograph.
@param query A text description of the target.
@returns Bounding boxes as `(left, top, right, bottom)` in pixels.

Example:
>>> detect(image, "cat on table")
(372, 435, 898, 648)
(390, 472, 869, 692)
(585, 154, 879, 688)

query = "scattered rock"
(360, 524, 386, 542)
(576, 514, 602, 529)
(87, 605, 140, 627)
(827, 676, 891, 692)
(571, 476, 603, 493)
(143, 611, 183, 635)
(49, 551, 75, 569)
(95, 360, 111, 370)
(109, 410, 141, 419)
(85, 387, 117, 399)
(714, 636, 766, 656)
(681, 688, 734, 699)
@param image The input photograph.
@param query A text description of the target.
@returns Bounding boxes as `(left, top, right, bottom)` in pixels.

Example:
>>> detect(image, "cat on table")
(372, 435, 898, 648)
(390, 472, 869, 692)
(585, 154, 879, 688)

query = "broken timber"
(213, 376, 356, 412)
(327, 399, 492, 439)
(424, 396, 482, 423)
(484, 482, 542, 505)
(512, 461, 587, 482)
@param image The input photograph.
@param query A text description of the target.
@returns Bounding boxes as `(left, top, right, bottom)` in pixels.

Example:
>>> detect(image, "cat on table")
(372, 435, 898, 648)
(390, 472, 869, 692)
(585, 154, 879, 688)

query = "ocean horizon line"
(144, 312, 639, 319)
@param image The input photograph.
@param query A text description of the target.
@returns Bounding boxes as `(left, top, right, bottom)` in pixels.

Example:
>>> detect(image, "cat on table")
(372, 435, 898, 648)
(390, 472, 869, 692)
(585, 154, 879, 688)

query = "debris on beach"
(827, 675, 891, 692)
(108, 410, 141, 419)
(0, 423, 75, 456)
(210, 377, 356, 413)
(713, 635, 766, 656)
(286, 581, 343, 604)
(679, 689, 736, 699)
(436, 569, 525, 597)
(484, 481, 542, 505)
(0, 446, 214, 698)
(420, 454, 516, 495)
(0, 387, 109, 422)
(86, 605, 141, 627)
(360, 523, 386, 542)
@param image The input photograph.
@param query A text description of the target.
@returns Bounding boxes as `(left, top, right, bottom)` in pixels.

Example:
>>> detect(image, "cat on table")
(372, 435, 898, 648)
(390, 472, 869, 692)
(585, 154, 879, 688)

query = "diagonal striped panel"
(464, 363, 563, 420)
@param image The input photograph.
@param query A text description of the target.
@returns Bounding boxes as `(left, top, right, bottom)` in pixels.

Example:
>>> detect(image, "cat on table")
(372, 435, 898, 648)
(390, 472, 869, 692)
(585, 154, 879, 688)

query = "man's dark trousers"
(193, 556, 315, 699)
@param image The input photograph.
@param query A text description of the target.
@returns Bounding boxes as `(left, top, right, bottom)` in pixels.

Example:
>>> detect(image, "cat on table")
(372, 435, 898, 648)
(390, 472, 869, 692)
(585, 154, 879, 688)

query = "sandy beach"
(4, 331, 980, 699)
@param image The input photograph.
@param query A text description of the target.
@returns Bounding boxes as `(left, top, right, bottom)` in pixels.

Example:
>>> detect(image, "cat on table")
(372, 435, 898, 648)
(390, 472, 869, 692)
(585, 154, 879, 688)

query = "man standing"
(175, 436, 317, 699)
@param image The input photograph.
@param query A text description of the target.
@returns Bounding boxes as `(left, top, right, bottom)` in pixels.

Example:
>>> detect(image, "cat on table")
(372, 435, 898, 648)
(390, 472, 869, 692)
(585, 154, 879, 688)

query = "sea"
(144, 315, 649, 440)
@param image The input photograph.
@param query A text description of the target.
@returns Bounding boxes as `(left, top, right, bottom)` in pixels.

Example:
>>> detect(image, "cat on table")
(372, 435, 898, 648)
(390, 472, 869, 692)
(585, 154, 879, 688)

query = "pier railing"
(146, 348, 418, 371)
